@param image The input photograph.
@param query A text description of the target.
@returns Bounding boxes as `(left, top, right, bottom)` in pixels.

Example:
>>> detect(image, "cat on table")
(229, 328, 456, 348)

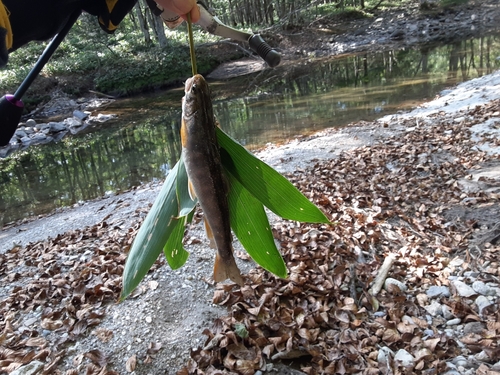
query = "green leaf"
(120, 160, 182, 301)
(163, 216, 190, 270)
(217, 128, 330, 224)
(226, 171, 287, 279)
(234, 323, 249, 339)
(176, 154, 197, 217)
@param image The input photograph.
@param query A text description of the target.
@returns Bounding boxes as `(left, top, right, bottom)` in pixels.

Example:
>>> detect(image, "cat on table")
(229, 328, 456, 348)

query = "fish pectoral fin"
(204, 219, 216, 249)
(188, 179, 197, 201)
(213, 251, 244, 286)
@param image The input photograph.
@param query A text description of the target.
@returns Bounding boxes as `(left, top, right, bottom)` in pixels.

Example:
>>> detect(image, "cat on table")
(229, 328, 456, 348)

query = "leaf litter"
(1, 88, 500, 374)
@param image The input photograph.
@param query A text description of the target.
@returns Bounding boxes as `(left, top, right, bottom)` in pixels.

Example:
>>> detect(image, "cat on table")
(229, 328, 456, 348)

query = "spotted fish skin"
(181, 74, 244, 286)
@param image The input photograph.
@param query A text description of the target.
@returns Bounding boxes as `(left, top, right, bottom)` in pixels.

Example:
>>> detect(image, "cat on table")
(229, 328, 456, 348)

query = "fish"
(180, 74, 244, 286)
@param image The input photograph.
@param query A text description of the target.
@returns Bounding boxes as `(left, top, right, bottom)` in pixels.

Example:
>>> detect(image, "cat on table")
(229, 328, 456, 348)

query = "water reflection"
(1, 35, 499, 225)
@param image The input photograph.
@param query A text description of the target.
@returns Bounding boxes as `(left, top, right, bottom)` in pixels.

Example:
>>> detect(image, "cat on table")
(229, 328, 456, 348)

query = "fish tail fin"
(214, 251, 244, 286)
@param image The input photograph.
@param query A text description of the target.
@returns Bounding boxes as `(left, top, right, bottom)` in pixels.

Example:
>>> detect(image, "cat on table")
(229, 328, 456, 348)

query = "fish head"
(182, 74, 212, 119)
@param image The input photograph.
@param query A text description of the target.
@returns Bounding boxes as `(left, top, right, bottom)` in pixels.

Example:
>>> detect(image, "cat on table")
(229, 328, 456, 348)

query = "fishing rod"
(0, 10, 82, 147)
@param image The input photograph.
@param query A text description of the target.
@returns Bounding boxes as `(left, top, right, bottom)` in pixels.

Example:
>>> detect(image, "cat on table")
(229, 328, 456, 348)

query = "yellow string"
(186, 13, 197, 76)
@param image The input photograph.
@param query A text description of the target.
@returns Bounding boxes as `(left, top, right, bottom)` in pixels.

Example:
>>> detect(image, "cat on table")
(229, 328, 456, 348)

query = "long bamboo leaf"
(226, 171, 287, 279)
(177, 153, 197, 216)
(217, 128, 330, 224)
(163, 216, 190, 269)
(120, 161, 181, 300)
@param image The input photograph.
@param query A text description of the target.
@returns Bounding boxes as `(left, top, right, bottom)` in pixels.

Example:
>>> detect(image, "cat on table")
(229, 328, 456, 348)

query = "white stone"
(475, 350, 490, 362)
(424, 300, 443, 316)
(49, 121, 67, 132)
(65, 117, 83, 127)
(472, 281, 495, 296)
(384, 278, 408, 292)
(427, 285, 451, 298)
(452, 280, 476, 297)
(394, 349, 415, 367)
(475, 295, 493, 315)
(73, 110, 89, 120)
(442, 305, 454, 320)
(377, 346, 394, 366)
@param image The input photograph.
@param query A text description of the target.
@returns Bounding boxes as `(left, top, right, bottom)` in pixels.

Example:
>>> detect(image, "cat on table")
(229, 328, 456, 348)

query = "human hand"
(155, 0, 200, 23)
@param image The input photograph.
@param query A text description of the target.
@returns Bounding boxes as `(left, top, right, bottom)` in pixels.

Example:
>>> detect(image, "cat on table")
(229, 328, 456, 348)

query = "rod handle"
(248, 34, 280, 68)
(0, 95, 24, 147)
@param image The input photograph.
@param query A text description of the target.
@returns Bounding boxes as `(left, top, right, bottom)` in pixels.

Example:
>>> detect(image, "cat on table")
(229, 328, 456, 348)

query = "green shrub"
(440, 0, 469, 7)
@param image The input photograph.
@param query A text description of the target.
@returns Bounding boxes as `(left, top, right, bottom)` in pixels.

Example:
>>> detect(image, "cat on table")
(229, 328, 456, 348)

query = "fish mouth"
(185, 74, 204, 95)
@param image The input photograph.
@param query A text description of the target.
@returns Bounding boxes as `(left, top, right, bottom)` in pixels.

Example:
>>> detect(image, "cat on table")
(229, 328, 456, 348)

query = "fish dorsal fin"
(204, 219, 216, 249)
(188, 179, 197, 201)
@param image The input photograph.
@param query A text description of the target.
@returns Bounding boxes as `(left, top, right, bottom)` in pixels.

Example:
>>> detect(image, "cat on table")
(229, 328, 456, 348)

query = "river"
(0, 35, 499, 226)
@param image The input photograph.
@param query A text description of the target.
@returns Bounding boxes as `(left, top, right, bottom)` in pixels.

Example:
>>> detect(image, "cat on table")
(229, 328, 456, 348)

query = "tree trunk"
(135, 1, 151, 45)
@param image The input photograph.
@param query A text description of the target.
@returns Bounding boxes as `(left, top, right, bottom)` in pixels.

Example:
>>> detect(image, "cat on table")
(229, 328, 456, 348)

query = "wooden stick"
(368, 253, 396, 296)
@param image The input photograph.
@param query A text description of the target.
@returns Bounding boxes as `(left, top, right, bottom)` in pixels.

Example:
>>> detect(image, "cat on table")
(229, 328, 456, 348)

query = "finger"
(180, 6, 200, 23)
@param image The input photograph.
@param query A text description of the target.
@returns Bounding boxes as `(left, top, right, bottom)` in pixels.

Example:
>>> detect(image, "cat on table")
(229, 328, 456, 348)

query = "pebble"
(449, 258, 464, 267)
(427, 285, 451, 298)
(401, 315, 414, 325)
(444, 329, 455, 337)
(49, 121, 67, 132)
(384, 278, 408, 292)
(475, 295, 493, 315)
(452, 356, 468, 367)
(446, 318, 461, 326)
(424, 300, 443, 316)
(472, 280, 495, 296)
(394, 349, 415, 367)
(377, 347, 394, 365)
(475, 350, 490, 362)
(452, 280, 476, 297)
(423, 329, 434, 337)
(442, 305, 454, 320)
(73, 109, 89, 120)
(463, 322, 485, 334)
(145, 316, 152, 323)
